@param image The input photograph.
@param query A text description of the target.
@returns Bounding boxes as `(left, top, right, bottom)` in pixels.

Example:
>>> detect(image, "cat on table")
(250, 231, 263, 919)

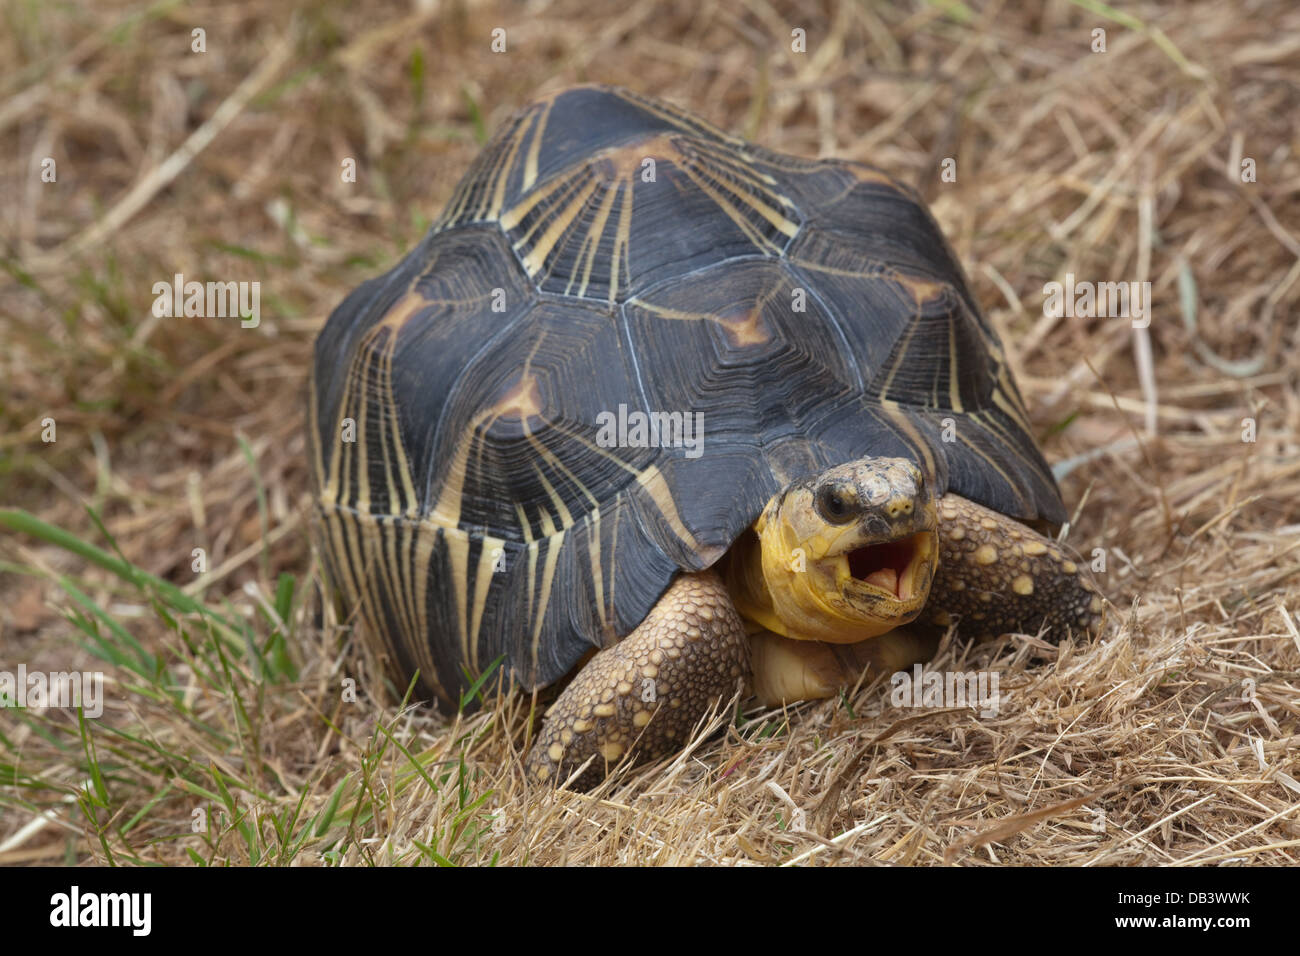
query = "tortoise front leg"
(922, 495, 1104, 640)
(525, 571, 749, 789)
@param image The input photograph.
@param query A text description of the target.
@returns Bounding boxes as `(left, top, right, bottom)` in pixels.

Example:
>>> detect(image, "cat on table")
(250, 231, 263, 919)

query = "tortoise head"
(747, 458, 939, 643)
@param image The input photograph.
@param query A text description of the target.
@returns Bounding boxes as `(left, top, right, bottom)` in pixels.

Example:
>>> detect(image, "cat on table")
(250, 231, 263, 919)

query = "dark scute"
(926, 407, 1066, 525)
(516, 136, 801, 302)
(387, 229, 537, 506)
(625, 258, 863, 421)
(531, 160, 789, 299)
(528, 86, 732, 190)
(785, 226, 1061, 523)
(310, 231, 435, 487)
(799, 181, 987, 325)
(632, 450, 781, 568)
(863, 283, 993, 413)
(467, 486, 687, 694)
(426, 297, 645, 537)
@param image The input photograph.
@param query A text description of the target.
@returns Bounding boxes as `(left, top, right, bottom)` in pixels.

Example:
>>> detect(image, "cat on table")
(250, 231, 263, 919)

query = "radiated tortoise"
(307, 85, 1104, 788)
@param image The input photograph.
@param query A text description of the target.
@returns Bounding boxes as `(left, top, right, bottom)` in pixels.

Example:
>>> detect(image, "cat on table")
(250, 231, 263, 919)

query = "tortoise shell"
(308, 85, 1063, 708)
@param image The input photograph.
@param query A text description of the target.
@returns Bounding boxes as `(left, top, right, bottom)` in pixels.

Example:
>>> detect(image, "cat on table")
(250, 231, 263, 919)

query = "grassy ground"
(2, 0, 1298, 865)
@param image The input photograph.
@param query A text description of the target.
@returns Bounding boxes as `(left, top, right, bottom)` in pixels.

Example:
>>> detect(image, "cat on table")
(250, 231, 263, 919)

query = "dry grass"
(1, 0, 1297, 866)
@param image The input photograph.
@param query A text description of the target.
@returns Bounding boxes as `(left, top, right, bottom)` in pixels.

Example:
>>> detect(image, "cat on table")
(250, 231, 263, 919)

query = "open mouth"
(845, 532, 931, 601)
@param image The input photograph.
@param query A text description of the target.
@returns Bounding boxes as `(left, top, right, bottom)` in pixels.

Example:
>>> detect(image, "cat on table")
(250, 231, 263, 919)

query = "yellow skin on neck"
(726, 458, 938, 644)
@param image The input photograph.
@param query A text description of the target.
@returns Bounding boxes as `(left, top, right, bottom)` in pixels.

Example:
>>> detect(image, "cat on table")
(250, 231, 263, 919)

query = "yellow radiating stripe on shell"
(425, 415, 490, 666)
(611, 87, 738, 146)
(526, 431, 601, 509)
(519, 175, 601, 278)
(439, 523, 472, 676)
(323, 506, 451, 708)
(316, 507, 359, 634)
(874, 318, 917, 402)
(523, 531, 539, 652)
(947, 318, 964, 414)
(604, 508, 620, 642)
(429, 425, 476, 529)
(395, 517, 428, 669)
(343, 513, 388, 675)
(381, 332, 420, 516)
(530, 463, 573, 531)
(377, 516, 414, 660)
(535, 499, 557, 538)
(521, 425, 610, 631)
(878, 400, 937, 487)
(674, 161, 783, 254)
(324, 363, 352, 504)
(487, 111, 530, 220)
(952, 420, 1020, 494)
(522, 100, 551, 191)
(470, 534, 505, 675)
(410, 520, 442, 702)
(609, 177, 635, 302)
(586, 507, 607, 631)
(628, 295, 774, 348)
(635, 465, 705, 556)
(678, 149, 798, 238)
(508, 181, 573, 252)
(512, 502, 535, 543)
(368, 295, 428, 512)
(993, 369, 1035, 438)
(528, 530, 564, 679)
(690, 138, 786, 191)
(499, 169, 571, 231)
(571, 182, 620, 298)
(961, 410, 1048, 513)
(351, 342, 374, 517)
(441, 177, 470, 229)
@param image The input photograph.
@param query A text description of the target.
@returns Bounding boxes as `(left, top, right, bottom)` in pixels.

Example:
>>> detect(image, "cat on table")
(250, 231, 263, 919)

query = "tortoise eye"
(815, 485, 855, 524)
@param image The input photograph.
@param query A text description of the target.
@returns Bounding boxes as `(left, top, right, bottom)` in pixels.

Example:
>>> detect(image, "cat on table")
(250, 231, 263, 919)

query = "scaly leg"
(921, 494, 1104, 639)
(525, 571, 749, 789)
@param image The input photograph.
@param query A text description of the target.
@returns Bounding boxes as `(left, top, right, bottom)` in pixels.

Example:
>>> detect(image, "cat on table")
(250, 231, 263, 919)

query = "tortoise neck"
(719, 527, 787, 637)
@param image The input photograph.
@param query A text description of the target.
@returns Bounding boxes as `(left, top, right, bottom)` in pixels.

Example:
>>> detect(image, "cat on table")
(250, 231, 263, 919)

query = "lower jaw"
(772, 580, 923, 644)
(796, 566, 929, 643)
(800, 606, 922, 643)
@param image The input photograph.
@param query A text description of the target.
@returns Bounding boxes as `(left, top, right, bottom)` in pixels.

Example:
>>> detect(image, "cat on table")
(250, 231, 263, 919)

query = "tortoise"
(308, 85, 1104, 787)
